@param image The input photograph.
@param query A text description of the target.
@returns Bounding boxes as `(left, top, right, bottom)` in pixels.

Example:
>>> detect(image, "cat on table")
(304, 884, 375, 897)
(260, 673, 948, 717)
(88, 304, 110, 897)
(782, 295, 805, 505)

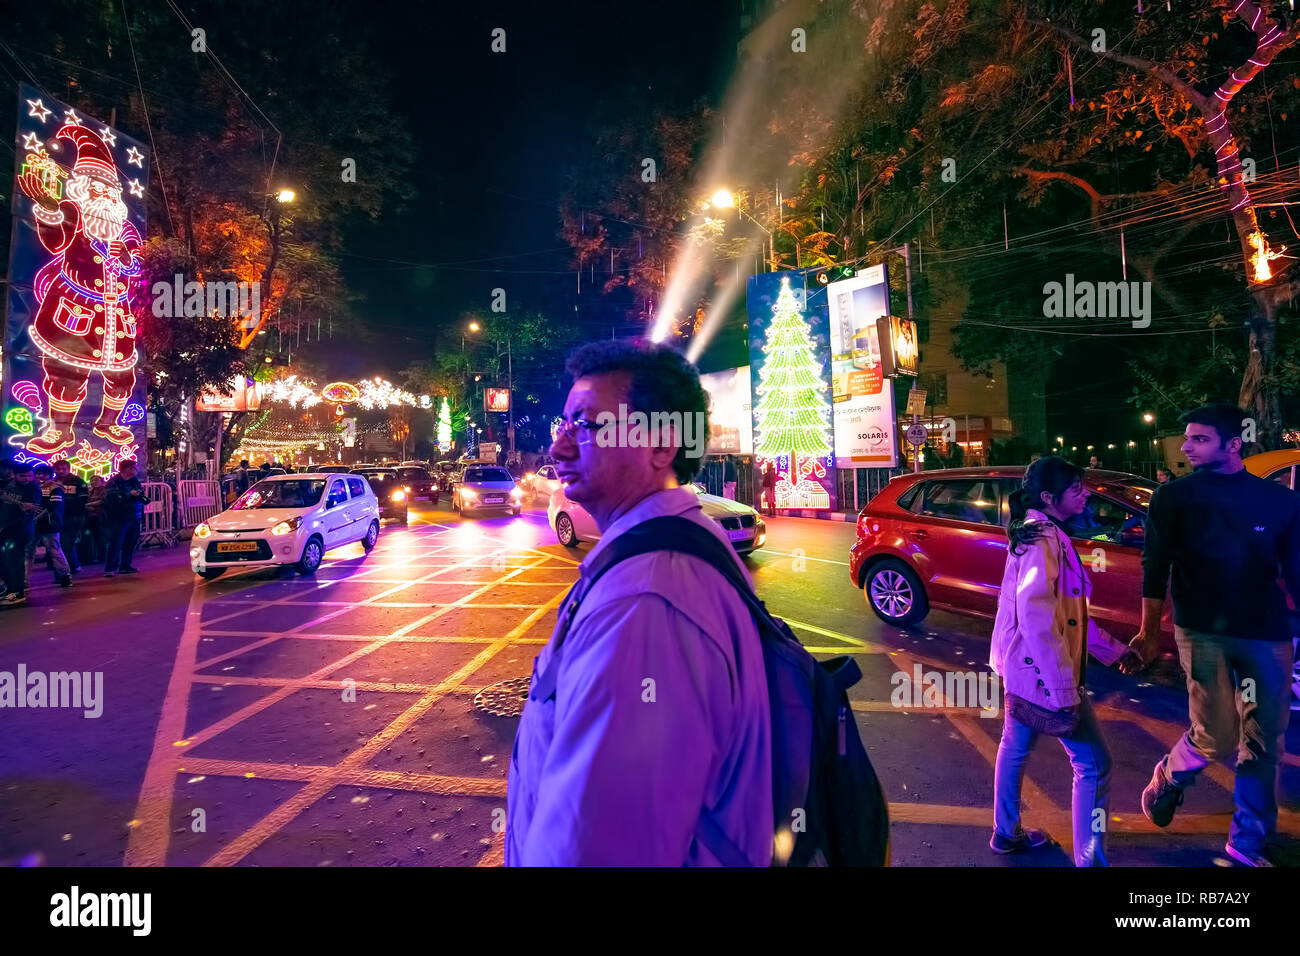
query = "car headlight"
(510, 487, 523, 498)
(270, 516, 302, 536)
(391, 489, 406, 502)
(194, 522, 212, 539)
(461, 487, 477, 500)
(404, 485, 412, 492)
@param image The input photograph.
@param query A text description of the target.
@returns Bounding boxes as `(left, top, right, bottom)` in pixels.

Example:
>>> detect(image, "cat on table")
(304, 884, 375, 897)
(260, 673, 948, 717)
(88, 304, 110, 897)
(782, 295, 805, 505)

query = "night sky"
(338, 0, 738, 374)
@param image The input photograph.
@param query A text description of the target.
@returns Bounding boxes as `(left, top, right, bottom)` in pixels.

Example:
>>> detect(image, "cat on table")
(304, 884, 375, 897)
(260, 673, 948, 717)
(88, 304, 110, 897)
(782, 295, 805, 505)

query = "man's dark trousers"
(105, 519, 140, 573)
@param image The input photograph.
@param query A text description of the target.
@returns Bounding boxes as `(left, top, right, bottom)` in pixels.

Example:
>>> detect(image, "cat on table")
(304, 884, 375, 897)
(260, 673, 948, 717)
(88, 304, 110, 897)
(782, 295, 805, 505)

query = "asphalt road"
(1, 496, 1296, 867)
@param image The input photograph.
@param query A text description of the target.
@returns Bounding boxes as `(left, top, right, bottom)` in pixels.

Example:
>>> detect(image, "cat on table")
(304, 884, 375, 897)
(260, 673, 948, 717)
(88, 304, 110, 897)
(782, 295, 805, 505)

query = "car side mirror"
(1118, 527, 1144, 547)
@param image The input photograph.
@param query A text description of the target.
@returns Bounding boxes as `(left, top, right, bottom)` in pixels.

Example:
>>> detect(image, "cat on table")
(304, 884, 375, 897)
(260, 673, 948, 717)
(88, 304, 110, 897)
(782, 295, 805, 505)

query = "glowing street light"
(709, 189, 735, 209)
(468, 321, 481, 333)
(275, 188, 296, 204)
(1142, 412, 1155, 424)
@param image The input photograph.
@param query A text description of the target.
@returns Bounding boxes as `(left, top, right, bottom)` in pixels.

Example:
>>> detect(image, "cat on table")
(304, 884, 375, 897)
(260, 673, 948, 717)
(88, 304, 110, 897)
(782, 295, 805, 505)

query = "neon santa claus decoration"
(4, 86, 150, 480)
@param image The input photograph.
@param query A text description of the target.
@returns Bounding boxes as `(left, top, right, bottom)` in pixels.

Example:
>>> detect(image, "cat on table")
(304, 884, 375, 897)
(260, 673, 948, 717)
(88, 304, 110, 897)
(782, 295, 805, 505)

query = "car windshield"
(397, 467, 430, 479)
(232, 479, 325, 509)
(360, 471, 397, 483)
(1090, 477, 1156, 512)
(463, 467, 513, 482)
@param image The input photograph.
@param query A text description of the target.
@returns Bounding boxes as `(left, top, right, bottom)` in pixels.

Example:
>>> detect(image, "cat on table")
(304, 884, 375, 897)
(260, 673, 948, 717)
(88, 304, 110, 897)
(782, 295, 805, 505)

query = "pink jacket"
(989, 510, 1129, 709)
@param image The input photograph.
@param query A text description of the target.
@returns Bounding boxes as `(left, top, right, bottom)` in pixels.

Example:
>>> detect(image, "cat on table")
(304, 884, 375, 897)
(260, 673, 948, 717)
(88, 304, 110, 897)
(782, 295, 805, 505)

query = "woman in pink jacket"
(989, 456, 1142, 865)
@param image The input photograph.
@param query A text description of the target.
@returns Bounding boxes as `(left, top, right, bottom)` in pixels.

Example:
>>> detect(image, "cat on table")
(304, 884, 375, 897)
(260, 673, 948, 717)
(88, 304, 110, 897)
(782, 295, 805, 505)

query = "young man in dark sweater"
(1131, 404, 1300, 866)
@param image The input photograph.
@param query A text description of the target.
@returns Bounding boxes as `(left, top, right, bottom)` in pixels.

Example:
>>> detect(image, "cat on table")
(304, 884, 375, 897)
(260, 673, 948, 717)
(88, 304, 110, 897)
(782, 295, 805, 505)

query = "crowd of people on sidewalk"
(0, 457, 147, 609)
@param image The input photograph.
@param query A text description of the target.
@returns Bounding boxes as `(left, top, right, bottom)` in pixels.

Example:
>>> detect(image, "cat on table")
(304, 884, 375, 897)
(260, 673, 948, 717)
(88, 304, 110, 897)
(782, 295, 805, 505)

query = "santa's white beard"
(82, 197, 128, 241)
(67, 175, 128, 241)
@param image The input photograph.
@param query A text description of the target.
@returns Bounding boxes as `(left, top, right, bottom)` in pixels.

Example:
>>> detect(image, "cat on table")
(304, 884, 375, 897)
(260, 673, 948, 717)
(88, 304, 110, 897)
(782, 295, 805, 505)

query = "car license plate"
(728, 529, 752, 542)
(217, 541, 258, 553)
(485, 495, 504, 503)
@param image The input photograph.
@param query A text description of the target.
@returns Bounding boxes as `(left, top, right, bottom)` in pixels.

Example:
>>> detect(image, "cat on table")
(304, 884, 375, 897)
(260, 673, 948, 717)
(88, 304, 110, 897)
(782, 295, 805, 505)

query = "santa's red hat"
(55, 123, 120, 187)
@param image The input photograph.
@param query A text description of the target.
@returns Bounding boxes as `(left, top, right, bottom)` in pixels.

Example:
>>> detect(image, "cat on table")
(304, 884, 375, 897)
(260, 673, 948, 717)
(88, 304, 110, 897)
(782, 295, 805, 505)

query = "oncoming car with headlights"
(452, 465, 523, 517)
(351, 468, 410, 524)
(190, 473, 380, 579)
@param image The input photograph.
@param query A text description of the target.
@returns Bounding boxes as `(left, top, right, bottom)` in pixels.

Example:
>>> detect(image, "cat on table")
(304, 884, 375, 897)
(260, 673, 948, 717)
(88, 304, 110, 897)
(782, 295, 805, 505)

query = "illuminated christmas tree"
(754, 276, 832, 508)
(437, 397, 452, 450)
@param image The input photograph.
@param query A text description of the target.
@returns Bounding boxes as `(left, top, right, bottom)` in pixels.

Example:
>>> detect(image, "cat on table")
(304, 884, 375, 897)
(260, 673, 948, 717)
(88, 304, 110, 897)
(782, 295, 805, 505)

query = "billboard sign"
(484, 387, 510, 413)
(826, 266, 899, 467)
(196, 377, 261, 412)
(3, 85, 151, 479)
(879, 314, 919, 378)
(747, 271, 835, 510)
(699, 366, 753, 455)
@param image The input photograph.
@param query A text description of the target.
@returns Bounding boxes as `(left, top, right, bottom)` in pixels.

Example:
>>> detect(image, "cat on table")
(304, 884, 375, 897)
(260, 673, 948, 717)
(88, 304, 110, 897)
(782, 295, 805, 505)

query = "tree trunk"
(1240, 289, 1282, 450)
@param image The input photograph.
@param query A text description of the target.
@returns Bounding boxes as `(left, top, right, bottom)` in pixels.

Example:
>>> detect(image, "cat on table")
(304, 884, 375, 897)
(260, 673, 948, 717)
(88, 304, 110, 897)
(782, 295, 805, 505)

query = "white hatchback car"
(191, 473, 380, 579)
(547, 483, 766, 555)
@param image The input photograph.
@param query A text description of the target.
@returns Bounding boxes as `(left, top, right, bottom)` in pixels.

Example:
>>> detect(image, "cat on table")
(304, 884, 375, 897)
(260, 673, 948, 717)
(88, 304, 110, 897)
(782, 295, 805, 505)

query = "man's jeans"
(26, 533, 70, 582)
(995, 695, 1112, 866)
(105, 520, 140, 573)
(1158, 627, 1293, 853)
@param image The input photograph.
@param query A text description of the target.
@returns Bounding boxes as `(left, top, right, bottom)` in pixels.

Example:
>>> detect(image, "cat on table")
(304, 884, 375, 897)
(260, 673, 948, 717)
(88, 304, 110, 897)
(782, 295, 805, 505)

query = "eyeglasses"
(553, 416, 605, 446)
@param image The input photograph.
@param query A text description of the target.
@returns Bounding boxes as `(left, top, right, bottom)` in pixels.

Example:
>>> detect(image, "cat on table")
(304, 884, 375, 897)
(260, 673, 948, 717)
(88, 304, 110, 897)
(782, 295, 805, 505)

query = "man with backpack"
(506, 341, 888, 867)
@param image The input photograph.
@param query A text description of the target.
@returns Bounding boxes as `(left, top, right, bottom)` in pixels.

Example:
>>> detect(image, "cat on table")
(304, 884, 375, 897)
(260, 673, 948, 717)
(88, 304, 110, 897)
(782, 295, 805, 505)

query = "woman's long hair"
(1008, 456, 1085, 555)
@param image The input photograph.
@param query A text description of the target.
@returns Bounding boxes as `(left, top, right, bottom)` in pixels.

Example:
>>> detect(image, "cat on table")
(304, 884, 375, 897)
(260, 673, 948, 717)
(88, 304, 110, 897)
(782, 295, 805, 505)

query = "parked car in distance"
(547, 482, 766, 554)
(313, 464, 354, 474)
(351, 468, 410, 524)
(453, 465, 523, 517)
(527, 464, 564, 503)
(1244, 448, 1300, 490)
(850, 467, 1175, 653)
(191, 473, 380, 579)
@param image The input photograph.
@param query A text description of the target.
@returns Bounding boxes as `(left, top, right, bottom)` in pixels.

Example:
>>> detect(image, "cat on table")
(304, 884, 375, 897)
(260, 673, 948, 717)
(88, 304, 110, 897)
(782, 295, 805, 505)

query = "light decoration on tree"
(354, 377, 416, 410)
(754, 276, 833, 510)
(1247, 229, 1284, 283)
(437, 397, 452, 451)
(263, 376, 321, 409)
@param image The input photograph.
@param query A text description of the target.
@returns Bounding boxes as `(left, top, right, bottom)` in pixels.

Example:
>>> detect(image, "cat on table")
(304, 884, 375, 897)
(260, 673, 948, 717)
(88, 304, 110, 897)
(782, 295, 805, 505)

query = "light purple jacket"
(990, 509, 1129, 708)
(506, 486, 772, 866)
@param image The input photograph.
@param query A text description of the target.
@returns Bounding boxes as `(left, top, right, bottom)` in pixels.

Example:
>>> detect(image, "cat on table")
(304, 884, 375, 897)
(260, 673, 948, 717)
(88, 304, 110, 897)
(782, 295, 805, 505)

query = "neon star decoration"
(99, 127, 116, 147)
(27, 98, 51, 122)
(754, 276, 833, 510)
(63, 109, 82, 126)
(125, 146, 144, 167)
(21, 132, 43, 151)
(128, 178, 144, 198)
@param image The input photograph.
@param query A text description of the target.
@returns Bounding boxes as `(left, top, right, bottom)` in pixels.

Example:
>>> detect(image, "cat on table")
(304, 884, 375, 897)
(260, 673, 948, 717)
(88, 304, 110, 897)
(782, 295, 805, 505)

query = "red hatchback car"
(850, 467, 1175, 650)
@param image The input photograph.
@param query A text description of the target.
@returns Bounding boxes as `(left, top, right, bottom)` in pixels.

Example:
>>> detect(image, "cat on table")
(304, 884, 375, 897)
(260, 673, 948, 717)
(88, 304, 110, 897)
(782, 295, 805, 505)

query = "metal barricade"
(139, 481, 177, 549)
(177, 479, 222, 530)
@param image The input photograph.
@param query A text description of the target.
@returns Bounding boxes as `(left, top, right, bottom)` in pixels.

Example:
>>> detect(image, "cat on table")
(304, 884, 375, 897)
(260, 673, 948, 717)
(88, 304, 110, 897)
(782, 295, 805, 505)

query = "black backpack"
(557, 514, 890, 867)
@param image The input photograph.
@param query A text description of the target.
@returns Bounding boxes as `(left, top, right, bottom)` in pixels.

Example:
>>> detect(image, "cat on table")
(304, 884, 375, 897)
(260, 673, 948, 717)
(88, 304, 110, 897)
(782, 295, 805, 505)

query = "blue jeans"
(995, 695, 1112, 866)
(105, 519, 140, 573)
(1159, 627, 1293, 853)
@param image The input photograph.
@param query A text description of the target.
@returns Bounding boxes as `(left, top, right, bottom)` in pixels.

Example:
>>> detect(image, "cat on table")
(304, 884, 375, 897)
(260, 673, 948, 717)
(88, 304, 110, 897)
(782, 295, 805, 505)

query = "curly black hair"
(564, 339, 710, 484)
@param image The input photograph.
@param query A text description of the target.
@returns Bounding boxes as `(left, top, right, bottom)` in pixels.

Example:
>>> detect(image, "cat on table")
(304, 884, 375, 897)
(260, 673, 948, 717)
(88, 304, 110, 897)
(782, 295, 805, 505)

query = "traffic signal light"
(815, 264, 856, 285)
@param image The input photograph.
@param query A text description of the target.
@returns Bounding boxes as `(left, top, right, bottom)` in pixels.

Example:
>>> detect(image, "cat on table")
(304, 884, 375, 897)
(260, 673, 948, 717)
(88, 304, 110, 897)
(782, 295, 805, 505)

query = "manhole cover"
(474, 677, 531, 718)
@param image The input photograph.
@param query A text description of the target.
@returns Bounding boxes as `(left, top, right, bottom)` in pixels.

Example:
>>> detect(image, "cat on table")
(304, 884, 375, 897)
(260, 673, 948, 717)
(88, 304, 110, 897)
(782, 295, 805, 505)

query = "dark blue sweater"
(1141, 467, 1300, 640)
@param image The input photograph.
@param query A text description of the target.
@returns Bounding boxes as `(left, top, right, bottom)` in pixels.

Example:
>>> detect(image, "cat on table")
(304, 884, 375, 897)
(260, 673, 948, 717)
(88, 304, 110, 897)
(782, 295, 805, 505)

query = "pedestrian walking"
(53, 459, 87, 574)
(989, 455, 1141, 865)
(508, 340, 772, 865)
(104, 459, 144, 577)
(760, 460, 777, 516)
(1, 461, 41, 607)
(1130, 404, 1300, 867)
(723, 455, 737, 500)
(30, 463, 72, 588)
